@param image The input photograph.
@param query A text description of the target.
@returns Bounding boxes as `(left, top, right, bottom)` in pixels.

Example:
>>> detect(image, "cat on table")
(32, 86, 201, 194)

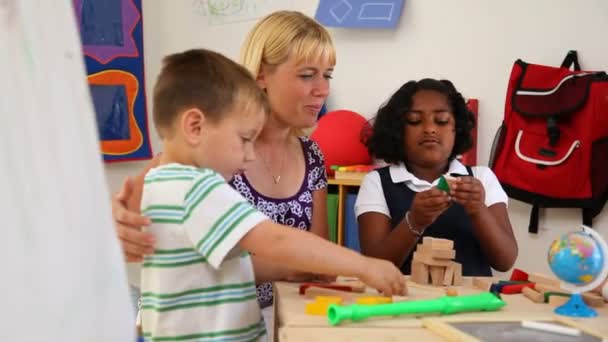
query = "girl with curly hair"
(356, 78, 518, 276)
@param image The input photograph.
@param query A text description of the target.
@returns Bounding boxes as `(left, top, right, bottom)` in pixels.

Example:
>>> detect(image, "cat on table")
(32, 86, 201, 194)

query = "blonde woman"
(112, 10, 336, 335)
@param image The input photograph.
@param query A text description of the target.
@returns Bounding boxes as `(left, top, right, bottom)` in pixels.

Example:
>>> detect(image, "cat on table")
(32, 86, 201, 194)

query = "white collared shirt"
(355, 159, 508, 219)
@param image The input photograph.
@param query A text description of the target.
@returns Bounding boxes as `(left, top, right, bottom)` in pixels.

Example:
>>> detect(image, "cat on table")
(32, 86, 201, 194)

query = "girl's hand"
(450, 176, 486, 216)
(409, 188, 451, 229)
(112, 177, 154, 262)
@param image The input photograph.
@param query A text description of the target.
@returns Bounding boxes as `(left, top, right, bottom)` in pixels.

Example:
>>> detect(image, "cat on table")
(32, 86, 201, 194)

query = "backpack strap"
(528, 205, 540, 234)
(583, 208, 593, 227)
(528, 206, 593, 235)
(560, 50, 581, 71)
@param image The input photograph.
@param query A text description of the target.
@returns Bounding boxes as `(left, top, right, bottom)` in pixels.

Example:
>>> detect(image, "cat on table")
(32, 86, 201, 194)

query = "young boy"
(140, 49, 405, 341)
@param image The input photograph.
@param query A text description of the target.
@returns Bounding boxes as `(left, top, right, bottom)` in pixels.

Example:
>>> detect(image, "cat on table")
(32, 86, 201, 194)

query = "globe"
(546, 225, 608, 317)
(548, 231, 604, 285)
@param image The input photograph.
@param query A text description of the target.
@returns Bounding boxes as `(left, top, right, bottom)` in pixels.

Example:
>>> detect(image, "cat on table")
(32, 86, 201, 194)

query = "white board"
(0, 0, 135, 340)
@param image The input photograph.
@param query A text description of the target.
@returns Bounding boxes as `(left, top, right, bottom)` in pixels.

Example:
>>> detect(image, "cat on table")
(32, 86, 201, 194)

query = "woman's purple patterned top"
(229, 136, 327, 308)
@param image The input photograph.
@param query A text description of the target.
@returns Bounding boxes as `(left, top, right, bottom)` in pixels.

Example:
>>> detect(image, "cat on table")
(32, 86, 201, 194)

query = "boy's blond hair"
(153, 49, 269, 138)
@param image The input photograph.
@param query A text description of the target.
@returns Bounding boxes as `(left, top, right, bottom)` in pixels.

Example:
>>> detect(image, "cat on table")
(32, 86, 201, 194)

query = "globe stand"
(554, 293, 597, 318)
(549, 225, 608, 319)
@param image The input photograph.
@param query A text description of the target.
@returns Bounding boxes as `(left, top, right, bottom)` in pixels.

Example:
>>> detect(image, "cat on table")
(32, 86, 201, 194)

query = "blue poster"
(315, 0, 405, 28)
(73, 0, 153, 163)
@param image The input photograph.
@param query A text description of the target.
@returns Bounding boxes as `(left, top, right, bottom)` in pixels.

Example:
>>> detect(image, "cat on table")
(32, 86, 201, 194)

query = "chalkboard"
(449, 321, 602, 342)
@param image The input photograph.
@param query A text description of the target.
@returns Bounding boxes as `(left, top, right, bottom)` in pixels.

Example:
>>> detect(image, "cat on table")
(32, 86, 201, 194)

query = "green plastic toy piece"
(497, 280, 529, 285)
(543, 291, 570, 303)
(327, 292, 505, 326)
(437, 175, 450, 193)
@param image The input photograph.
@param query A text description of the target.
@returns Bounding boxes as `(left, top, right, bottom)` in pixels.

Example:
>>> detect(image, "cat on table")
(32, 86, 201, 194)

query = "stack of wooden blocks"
(411, 237, 462, 286)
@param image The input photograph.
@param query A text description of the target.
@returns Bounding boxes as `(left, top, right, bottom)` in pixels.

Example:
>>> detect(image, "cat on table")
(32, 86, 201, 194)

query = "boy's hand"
(359, 258, 406, 297)
(450, 176, 486, 216)
(409, 188, 451, 229)
(312, 273, 338, 283)
(284, 271, 336, 283)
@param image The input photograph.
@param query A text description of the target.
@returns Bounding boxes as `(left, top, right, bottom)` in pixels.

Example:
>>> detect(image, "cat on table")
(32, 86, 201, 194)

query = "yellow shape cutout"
(305, 296, 343, 316)
(356, 296, 393, 305)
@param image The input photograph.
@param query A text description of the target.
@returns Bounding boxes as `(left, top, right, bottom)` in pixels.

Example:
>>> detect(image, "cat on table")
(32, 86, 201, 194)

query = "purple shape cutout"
(73, 0, 139, 64)
(79, 0, 124, 47)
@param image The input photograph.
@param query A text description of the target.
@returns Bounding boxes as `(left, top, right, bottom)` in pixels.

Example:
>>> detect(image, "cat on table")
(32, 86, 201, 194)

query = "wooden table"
(273, 278, 608, 341)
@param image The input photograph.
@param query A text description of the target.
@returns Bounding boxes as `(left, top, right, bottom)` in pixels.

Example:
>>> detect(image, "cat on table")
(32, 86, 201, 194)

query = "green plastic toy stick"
(327, 292, 505, 326)
(437, 175, 450, 193)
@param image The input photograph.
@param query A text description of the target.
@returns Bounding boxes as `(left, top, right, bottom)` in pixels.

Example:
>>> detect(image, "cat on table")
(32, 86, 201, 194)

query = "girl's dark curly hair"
(363, 78, 475, 165)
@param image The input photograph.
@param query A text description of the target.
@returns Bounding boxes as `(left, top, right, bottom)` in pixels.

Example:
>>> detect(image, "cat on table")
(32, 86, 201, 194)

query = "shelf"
(327, 177, 362, 186)
(327, 176, 363, 246)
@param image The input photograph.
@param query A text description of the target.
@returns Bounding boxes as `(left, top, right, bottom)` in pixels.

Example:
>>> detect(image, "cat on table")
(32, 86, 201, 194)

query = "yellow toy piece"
(305, 296, 343, 316)
(356, 296, 393, 305)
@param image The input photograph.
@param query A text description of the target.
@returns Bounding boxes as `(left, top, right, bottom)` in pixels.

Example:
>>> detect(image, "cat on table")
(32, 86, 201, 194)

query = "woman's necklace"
(260, 144, 288, 184)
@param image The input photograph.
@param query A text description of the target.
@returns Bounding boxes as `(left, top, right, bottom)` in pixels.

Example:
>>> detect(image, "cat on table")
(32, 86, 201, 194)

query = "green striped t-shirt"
(140, 164, 267, 341)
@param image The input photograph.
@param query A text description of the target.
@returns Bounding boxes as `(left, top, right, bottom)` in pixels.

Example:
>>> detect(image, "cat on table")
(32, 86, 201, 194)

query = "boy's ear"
(180, 108, 205, 145)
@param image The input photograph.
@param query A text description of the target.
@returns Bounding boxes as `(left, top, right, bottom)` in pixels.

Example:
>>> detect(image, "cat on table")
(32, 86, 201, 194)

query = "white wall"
(105, 0, 608, 276)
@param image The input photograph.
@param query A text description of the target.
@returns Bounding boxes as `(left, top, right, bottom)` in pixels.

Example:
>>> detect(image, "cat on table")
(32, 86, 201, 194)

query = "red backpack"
(490, 51, 608, 233)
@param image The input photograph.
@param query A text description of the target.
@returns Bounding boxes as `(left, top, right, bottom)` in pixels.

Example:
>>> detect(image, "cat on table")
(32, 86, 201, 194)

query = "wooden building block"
(528, 272, 561, 287)
(473, 277, 492, 291)
(522, 287, 544, 303)
(422, 237, 454, 250)
(330, 280, 366, 293)
(443, 263, 455, 286)
(301, 286, 351, 299)
(413, 251, 451, 267)
(451, 262, 463, 286)
(430, 266, 446, 286)
(582, 292, 605, 308)
(411, 259, 429, 285)
(591, 282, 605, 295)
(510, 268, 529, 281)
(534, 283, 563, 294)
(548, 295, 570, 307)
(417, 243, 456, 260)
(445, 287, 459, 296)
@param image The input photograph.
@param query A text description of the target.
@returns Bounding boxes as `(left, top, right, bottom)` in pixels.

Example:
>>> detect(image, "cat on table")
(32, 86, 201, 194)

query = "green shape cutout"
(437, 175, 450, 193)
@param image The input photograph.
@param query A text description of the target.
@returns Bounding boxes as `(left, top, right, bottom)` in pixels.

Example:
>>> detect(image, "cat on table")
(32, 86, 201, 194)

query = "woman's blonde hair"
(239, 11, 335, 136)
(240, 10, 336, 80)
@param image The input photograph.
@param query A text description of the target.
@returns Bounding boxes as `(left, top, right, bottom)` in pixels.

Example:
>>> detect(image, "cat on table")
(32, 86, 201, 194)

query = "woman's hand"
(112, 177, 154, 262)
(409, 188, 451, 229)
(450, 176, 486, 216)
